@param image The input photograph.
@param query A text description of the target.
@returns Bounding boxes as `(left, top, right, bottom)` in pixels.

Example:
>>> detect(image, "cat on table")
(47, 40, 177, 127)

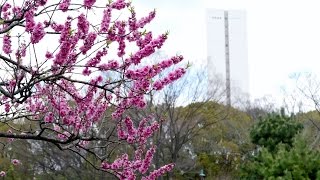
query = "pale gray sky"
(134, 0, 320, 103)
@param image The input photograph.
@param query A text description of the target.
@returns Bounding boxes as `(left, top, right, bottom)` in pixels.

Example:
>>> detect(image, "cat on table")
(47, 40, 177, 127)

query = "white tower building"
(206, 9, 249, 105)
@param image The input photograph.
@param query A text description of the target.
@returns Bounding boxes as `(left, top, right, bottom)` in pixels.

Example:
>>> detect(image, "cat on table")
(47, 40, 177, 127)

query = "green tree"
(241, 139, 320, 179)
(241, 111, 320, 179)
(250, 111, 303, 152)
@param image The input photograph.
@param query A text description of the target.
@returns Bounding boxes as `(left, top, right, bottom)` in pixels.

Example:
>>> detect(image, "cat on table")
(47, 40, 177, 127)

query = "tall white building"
(206, 9, 249, 105)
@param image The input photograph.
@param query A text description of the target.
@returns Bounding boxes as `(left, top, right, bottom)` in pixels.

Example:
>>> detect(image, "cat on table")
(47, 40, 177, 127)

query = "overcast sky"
(134, 0, 320, 104)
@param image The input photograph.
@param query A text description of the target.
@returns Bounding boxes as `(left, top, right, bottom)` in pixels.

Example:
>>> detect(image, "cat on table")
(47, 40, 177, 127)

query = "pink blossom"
(84, 0, 96, 9)
(137, 32, 152, 49)
(153, 80, 163, 90)
(31, 23, 45, 44)
(101, 162, 110, 169)
(0, 171, 5, 177)
(100, 8, 112, 32)
(11, 159, 21, 166)
(2, 34, 12, 54)
(45, 51, 53, 59)
(25, 9, 35, 33)
(82, 67, 91, 76)
(51, 22, 64, 32)
(2, 11, 10, 20)
(44, 112, 54, 123)
(77, 14, 89, 39)
(171, 55, 184, 64)
(117, 124, 127, 140)
(153, 68, 186, 90)
(58, 131, 70, 140)
(139, 146, 156, 174)
(15, 43, 26, 59)
(128, 8, 137, 31)
(106, 25, 117, 41)
(4, 103, 10, 113)
(111, 0, 127, 10)
(85, 49, 108, 67)
(80, 32, 97, 54)
(98, 60, 119, 71)
(142, 164, 175, 180)
(59, 19, 72, 43)
(59, 0, 71, 12)
(115, 21, 126, 57)
(0, 1, 187, 178)
(2, 3, 11, 12)
(137, 10, 156, 29)
(129, 33, 168, 65)
(36, 0, 48, 6)
(12, 6, 22, 19)
(124, 117, 135, 134)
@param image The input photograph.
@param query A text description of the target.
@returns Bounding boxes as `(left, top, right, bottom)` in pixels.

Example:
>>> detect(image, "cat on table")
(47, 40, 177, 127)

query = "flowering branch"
(0, 0, 186, 179)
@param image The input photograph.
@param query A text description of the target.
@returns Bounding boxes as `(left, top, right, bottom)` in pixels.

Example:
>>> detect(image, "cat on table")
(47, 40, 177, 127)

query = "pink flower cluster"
(77, 14, 89, 39)
(2, 34, 11, 54)
(101, 146, 172, 180)
(129, 33, 168, 65)
(83, 0, 96, 9)
(98, 60, 119, 71)
(24, 8, 46, 44)
(115, 21, 126, 57)
(45, 51, 53, 59)
(111, 0, 127, 10)
(0, 0, 187, 179)
(142, 164, 175, 180)
(136, 32, 152, 49)
(112, 93, 149, 119)
(136, 10, 156, 29)
(126, 55, 183, 80)
(36, 0, 48, 6)
(15, 43, 27, 59)
(2, 3, 11, 12)
(4, 103, 10, 113)
(53, 19, 80, 67)
(82, 49, 108, 75)
(117, 116, 159, 145)
(0, 171, 5, 177)
(51, 22, 64, 32)
(59, 0, 71, 12)
(8, 78, 16, 89)
(80, 32, 97, 54)
(25, 9, 35, 33)
(1, 3, 11, 20)
(44, 112, 54, 123)
(30, 77, 109, 135)
(11, 159, 21, 166)
(139, 147, 156, 174)
(31, 23, 45, 44)
(153, 67, 186, 90)
(100, 8, 112, 32)
(128, 7, 156, 33)
(12, 6, 22, 18)
(128, 7, 137, 31)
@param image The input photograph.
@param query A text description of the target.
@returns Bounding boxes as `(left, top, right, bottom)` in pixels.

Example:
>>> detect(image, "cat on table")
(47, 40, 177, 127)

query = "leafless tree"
(285, 72, 320, 149)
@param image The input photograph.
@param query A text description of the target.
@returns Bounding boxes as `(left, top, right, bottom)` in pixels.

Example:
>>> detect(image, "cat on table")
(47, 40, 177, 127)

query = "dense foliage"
(250, 112, 303, 152)
(241, 140, 320, 179)
(241, 112, 320, 179)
